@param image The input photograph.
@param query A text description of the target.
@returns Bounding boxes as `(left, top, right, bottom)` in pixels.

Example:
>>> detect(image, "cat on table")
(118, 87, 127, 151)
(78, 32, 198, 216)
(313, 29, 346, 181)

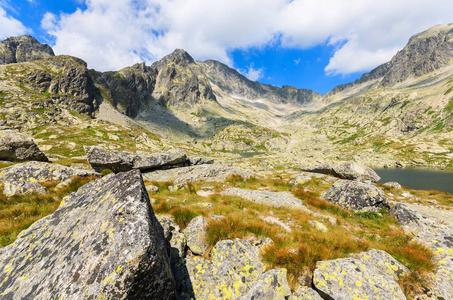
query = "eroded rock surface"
(0, 129, 48, 162)
(313, 256, 406, 300)
(0, 35, 54, 64)
(84, 145, 188, 173)
(0, 169, 176, 299)
(321, 180, 390, 212)
(221, 188, 306, 209)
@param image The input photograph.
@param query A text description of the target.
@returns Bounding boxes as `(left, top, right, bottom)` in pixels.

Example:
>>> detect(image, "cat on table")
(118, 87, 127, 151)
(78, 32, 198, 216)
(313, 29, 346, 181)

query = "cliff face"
(381, 24, 453, 86)
(0, 35, 54, 65)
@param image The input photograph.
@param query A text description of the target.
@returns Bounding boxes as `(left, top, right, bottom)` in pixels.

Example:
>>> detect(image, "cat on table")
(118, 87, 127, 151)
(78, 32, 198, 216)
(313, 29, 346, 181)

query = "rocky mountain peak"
(0, 35, 54, 65)
(152, 48, 195, 70)
(381, 23, 453, 86)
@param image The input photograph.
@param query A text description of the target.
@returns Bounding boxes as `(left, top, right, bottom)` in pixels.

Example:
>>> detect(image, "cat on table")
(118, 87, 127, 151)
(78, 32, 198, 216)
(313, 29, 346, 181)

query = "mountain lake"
(375, 168, 453, 194)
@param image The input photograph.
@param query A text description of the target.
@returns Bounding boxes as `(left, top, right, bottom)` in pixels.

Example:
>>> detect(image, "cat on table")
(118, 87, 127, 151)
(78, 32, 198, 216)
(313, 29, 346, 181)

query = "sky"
(1, 0, 453, 95)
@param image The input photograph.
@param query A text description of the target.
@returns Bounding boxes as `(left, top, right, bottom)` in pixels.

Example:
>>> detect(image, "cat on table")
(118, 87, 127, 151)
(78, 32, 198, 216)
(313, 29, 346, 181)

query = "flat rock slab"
(321, 180, 390, 212)
(221, 188, 307, 209)
(0, 129, 48, 162)
(143, 163, 254, 183)
(303, 161, 380, 183)
(0, 170, 175, 299)
(84, 145, 188, 173)
(313, 256, 406, 300)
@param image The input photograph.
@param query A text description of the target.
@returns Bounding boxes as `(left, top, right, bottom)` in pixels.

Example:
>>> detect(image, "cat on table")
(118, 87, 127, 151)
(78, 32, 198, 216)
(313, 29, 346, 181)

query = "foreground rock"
(0, 129, 48, 162)
(390, 202, 453, 299)
(0, 169, 175, 299)
(321, 180, 390, 212)
(84, 145, 188, 173)
(174, 238, 291, 299)
(183, 216, 209, 256)
(313, 255, 406, 299)
(304, 161, 380, 183)
(0, 161, 100, 196)
(143, 163, 254, 183)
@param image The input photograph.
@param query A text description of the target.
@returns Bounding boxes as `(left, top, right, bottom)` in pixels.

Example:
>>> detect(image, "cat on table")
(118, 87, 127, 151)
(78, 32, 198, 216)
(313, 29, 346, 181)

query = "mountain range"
(1, 24, 453, 170)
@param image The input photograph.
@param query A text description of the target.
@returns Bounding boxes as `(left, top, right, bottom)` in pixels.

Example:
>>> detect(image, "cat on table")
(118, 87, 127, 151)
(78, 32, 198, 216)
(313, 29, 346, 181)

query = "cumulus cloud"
(240, 64, 265, 81)
(42, 0, 453, 74)
(0, 7, 29, 39)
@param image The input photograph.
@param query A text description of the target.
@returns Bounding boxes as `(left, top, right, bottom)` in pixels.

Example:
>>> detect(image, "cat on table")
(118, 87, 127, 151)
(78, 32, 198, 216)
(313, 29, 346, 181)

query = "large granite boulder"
(351, 249, 409, 281)
(0, 35, 54, 65)
(313, 256, 406, 300)
(304, 161, 380, 183)
(0, 169, 176, 299)
(174, 238, 274, 299)
(0, 161, 101, 196)
(0, 129, 48, 162)
(84, 145, 188, 173)
(321, 180, 390, 212)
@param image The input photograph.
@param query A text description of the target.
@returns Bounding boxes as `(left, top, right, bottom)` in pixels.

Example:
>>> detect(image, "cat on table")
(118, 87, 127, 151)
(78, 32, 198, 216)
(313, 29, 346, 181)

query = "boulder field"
(0, 157, 452, 299)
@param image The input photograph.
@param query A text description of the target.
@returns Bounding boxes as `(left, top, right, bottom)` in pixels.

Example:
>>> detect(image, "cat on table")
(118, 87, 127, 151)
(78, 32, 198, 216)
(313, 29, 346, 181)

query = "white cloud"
(294, 58, 301, 65)
(0, 7, 29, 39)
(240, 64, 265, 81)
(42, 0, 453, 74)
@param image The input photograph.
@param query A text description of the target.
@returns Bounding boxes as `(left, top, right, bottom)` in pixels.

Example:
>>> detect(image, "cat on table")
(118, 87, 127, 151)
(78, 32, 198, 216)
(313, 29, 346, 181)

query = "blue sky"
(1, 0, 453, 95)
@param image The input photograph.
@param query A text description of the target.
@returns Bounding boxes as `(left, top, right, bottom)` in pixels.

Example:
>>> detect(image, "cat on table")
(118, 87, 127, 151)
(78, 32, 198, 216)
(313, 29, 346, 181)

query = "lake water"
(375, 168, 453, 194)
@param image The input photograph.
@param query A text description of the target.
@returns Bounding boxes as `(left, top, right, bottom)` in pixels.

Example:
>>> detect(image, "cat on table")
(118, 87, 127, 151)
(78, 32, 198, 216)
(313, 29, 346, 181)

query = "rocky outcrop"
(0, 35, 54, 65)
(188, 155, 214, 166)
(152, 49, 217, 107)
(381, 24, 453, 86)
(84, 145, 188, 173)
(351, 249, 409, 281)
(0, 129, 48, 162)
(321, 180, 390, 212)
(0, 161, 100, 196)
(142, 163, 254, 183)
(0, 169, 176, 299)
(390, 202, 453, 299)
(303, 161, 380, 183)
(237, 269, 291, 300)
(313, 255, 406, 299)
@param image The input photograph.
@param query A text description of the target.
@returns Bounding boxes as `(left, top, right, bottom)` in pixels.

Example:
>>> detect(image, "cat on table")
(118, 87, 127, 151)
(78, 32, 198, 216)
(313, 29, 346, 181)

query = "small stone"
(146, 184, 159, 192)
(168, 182, 187, 193)
(308, 220, 328, 232)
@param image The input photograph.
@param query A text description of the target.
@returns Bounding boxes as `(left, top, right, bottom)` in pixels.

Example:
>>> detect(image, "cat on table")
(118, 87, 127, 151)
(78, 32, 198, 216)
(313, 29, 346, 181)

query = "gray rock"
(84, 145, 188, 173)
(383, 181, 402, 190)
(288, 286, 323, 300)
(183, 216, 209, 256)
(390, 202, 453, 299)
(0, 169, 176, 299)
(0, 161, 100, 185)
(313, 257, 406, 300)
(221, 188, 307, 209)
(168, 182, 188, 193)
(321, 180, 390, 212)
(156, 214, 181, 240)
(238, 269, 291, 300)
(146, 184, 159, 192)
(169, 232, 187, 259)
(332, 161, 380, 183)
(351, 249, 409, 280)
(188, 155, 214, 165)
(177, 238, 266, 299)
(304, 161, 380, 183)
(0, 35, 54, 65)
(3, 180, 46, 197)
(143, 163, 254, 183)
(0, 129, 48, 162)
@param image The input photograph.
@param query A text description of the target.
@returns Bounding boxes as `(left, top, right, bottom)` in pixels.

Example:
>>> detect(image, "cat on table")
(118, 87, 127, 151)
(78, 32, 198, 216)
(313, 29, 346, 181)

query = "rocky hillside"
(0, 35, 54, 65)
